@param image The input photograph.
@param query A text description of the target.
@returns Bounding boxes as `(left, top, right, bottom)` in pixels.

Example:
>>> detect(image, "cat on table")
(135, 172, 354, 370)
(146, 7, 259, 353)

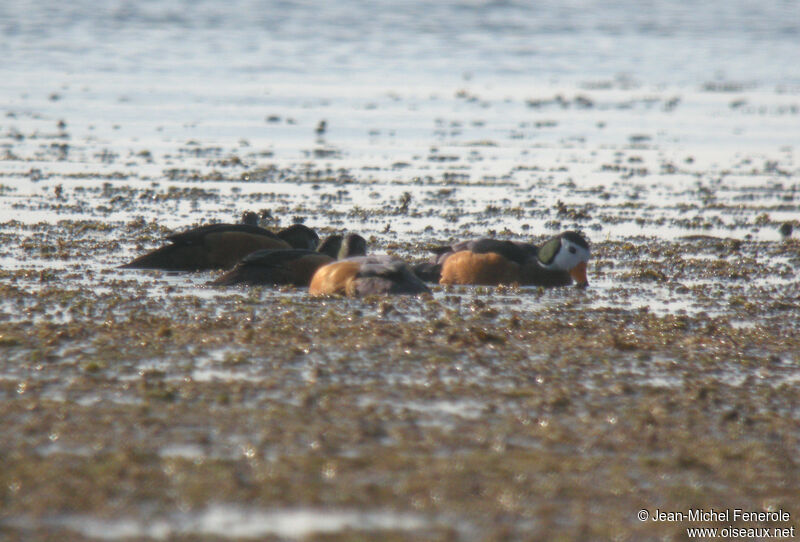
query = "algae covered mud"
(2, 1, 800, 540)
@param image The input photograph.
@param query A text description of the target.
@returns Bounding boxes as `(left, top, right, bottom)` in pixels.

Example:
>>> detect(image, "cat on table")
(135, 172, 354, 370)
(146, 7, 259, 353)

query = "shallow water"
(7, 506, 432, 540)
(2, 1, 800, 541)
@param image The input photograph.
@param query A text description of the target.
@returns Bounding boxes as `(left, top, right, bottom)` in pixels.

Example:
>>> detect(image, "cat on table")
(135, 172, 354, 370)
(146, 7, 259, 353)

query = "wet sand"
(2, 4, 800, 536)
(2, 81, 800, 539)
(1, 235, 799, 540)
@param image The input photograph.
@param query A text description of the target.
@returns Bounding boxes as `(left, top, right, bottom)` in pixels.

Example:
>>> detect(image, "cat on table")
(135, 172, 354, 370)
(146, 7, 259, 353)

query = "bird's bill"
(569, 261, 589, 287)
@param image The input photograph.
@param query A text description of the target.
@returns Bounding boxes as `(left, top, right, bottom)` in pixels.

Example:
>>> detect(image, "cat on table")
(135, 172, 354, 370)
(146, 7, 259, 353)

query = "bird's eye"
(569, 246, 576, 254)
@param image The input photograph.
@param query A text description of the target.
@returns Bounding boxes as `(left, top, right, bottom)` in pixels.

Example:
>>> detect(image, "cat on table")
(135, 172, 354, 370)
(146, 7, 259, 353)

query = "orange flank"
(439, 251, 521, 285)
(308, 260, 363, 295)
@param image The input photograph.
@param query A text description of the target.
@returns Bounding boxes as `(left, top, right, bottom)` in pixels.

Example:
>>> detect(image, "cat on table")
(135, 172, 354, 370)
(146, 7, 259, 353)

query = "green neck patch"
(537, 237, 561, 265)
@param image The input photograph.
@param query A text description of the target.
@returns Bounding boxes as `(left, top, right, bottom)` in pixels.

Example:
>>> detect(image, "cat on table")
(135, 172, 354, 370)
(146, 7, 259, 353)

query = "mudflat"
(2, 1, 800, 540)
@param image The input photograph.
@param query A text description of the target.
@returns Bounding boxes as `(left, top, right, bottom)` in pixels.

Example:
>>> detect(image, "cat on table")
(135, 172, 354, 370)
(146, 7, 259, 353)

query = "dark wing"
(454, 238, 534, 265)
(212, 249, 333, 286)
(239, 248, 317, 266)
(166, 223, 279, 245)
(120, 244, 212, 270)
(353, 259, 431, 295)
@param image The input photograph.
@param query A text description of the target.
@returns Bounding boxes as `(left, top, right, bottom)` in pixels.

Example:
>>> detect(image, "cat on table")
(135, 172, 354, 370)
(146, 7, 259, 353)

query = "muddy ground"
(1, 84, 800, 540)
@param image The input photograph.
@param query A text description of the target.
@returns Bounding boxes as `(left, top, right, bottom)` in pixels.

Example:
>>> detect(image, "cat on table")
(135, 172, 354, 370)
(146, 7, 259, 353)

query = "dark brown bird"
(210, 233, 367, 287)
(121, 221, 319, 271)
